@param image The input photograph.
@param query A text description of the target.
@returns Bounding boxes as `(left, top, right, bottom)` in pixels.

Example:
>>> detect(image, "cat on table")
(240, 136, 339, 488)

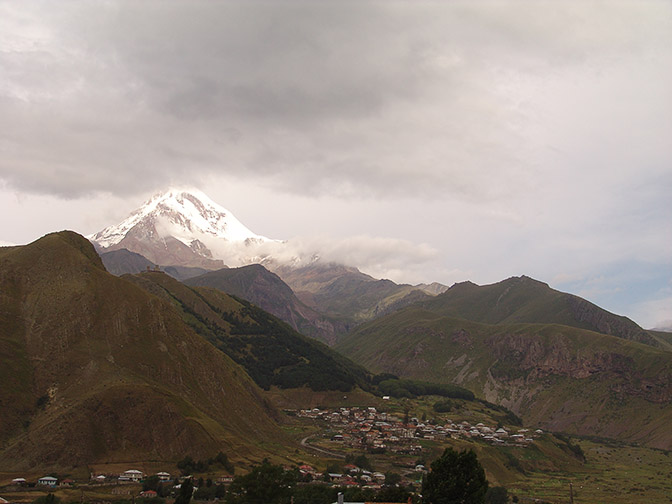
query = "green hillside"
(126, 270, 371, 392)
(420, 276, 659, 347)
(336, 307, 672, 449)
(0, 232, 288, 471)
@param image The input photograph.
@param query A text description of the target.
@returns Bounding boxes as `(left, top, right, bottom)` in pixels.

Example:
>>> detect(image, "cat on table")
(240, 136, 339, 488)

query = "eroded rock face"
(487, 333, 672, 403)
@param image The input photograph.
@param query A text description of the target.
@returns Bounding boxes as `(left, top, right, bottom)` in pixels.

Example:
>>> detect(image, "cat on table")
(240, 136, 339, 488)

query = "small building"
(140, 490, 158, 498)
(119, 469, 144, 482)
(156, 472, 171, 482)
(38, 477, 58, 487)
(60, 479, 75, 487)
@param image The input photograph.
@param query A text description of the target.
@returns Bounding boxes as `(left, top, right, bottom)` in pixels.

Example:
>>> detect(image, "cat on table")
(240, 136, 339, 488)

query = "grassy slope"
(420, 276, 658, 347)
(0, 232, 289, 471)
(336, 307, 672, 449)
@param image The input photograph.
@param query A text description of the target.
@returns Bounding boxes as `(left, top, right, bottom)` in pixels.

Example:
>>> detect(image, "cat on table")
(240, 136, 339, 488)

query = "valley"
(1, 195, 671, 503)
(2, 391, 672, 504)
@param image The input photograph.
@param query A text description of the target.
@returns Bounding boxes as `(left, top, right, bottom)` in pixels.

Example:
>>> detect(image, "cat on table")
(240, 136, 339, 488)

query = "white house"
(38, 476, 58, 487)
(156, 472, 171, 482)
(119, 469, 144, 482)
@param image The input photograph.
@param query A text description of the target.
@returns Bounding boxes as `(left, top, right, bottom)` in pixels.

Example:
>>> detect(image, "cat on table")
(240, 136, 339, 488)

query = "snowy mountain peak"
(89, 188, 272, 249)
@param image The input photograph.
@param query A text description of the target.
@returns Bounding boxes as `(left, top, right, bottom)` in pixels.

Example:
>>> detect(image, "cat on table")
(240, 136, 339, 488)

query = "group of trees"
(183, 294, 366, 392)
(376, 378, 475, 400)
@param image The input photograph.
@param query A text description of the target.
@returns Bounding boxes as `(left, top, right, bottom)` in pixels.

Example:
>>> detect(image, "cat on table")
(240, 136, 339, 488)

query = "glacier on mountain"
(89, 188, 272, 248)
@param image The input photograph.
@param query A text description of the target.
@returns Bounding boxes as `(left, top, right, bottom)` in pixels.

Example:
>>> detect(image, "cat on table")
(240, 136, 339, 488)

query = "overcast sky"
(1, 1, 670, 329)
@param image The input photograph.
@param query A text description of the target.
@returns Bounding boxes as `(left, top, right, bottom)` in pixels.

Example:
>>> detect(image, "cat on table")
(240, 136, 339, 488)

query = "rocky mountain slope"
(184, 264, 347, 344)
(100, 248, 156, 275)
(101, 248, 211, 281)
(0, 232, 286, 471)
(272, 262, 433, 330)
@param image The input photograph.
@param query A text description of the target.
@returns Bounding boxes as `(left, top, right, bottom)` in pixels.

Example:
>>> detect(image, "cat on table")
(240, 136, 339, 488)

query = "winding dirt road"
(300, 436, 346, 459)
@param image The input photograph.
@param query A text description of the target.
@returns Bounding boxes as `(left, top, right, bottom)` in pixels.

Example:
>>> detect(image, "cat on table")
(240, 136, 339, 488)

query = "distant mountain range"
(83, 188, 672, 452)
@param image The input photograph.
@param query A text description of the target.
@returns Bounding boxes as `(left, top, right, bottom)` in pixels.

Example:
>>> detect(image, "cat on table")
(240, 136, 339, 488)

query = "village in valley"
(2, 403, 544, 499)
(295, 405, 542, 453)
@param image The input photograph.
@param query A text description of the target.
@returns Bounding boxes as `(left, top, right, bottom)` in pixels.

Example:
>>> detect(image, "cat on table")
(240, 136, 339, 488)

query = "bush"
(433, 399, 454, 413)
(485, 487, 508, 504)
(33, 495, 61, 504)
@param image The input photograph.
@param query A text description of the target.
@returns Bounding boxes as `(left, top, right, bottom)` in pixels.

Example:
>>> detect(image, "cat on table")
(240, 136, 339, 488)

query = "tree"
(423, 448, 488, 504)
(226, 459, 297, 504)
(175, 478, 194, 504)
(215, 485, 227, 499)
(144, 475, 161, 492)
(384, 472, 402, 486)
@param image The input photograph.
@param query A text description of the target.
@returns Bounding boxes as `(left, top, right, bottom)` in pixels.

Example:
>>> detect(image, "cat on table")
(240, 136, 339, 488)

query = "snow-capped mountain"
(89, 188, 279, 268)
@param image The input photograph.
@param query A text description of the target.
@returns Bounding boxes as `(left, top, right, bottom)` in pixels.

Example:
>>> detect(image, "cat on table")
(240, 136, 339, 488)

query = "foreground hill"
(420, 276, 661, 347)
(184, 264, 347, 344)
(126, 270, 370, 392)
(0, 232, 286, 471)
(337, 306, 672, 449)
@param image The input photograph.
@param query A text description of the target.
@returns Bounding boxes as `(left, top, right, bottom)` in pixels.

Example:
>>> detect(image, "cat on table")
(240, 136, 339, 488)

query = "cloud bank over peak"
(1, 1, 670, 328)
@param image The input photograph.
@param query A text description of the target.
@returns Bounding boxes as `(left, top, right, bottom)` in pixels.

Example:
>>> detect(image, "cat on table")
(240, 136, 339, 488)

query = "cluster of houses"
(91, 469, 171, 485)
(297, 406, 421, 454)
(9, 470, 173, 490)
(296, 463, 396, 489)
(296, 406, 543, 450)
(10, 477, 75, 488)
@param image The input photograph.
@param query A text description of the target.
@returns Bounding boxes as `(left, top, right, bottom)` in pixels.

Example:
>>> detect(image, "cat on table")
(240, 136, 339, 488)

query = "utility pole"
(569, 482, 574, 504)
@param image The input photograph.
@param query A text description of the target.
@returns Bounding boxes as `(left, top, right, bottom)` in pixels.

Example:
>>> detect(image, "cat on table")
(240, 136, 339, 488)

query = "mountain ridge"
(421, 275, 660, 348)
(336, 307, 672, 449)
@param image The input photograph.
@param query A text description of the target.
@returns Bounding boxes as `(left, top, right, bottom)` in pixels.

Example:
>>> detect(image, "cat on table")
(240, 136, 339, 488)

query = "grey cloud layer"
(1, 1, 671, 327)
(3, 1, 669, 201)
